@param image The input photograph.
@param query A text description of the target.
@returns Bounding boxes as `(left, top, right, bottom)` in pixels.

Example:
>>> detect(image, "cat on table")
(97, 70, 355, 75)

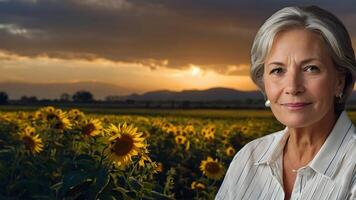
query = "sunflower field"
(0, 106, 285, 199)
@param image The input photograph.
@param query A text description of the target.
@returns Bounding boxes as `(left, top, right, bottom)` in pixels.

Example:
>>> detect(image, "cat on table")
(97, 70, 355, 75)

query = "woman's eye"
(304, 65, 320, 72)
(269, 68, 283, 74)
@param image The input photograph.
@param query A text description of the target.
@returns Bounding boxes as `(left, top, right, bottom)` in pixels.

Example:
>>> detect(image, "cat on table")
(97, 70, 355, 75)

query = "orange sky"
(0, 51, 258, 93)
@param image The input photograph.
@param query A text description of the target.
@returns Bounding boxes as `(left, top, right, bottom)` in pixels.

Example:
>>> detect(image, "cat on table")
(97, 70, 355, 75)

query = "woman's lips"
(281, 102, 312, 110)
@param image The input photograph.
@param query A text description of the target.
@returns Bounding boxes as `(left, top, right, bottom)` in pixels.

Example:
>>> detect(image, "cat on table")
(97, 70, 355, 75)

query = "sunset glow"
(190, 65, 202, 77)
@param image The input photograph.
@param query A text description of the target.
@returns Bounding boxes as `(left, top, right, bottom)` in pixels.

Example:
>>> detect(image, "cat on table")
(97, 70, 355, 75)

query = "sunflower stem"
(128, 159, 139, 178)
(8, 148, 21, 195)
(99, 146, 108, 167)
(209, 179, 217, 187)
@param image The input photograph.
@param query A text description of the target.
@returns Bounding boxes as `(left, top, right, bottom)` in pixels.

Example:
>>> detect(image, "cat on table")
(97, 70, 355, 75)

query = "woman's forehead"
(265, 29, 330, 65)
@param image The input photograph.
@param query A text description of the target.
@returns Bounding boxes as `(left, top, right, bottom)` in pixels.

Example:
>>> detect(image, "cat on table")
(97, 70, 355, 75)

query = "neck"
(285, 110, 339, 165)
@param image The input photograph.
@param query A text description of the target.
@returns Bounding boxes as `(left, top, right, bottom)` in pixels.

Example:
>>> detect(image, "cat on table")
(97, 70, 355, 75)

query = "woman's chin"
(275, 115, 314, 128)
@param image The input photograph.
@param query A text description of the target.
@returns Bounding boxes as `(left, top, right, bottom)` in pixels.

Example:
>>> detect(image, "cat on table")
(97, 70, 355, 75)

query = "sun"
(190, 65, 201, 76)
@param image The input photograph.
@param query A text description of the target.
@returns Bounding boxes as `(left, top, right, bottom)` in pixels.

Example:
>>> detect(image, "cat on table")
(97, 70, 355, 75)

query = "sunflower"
(44, 107, 61, 121)
(184, 125, 196, 135)
(19, 127, 44, 154)
(40, 107, 71, 130)
(44, 106, 55, 113)
(81, 119, 102, 136)
(176, 126, 184, 136)
(240, 125, 251, 136)
(174, 135, 190, 151)
(226, 146, 236, 157)
(0, 114, 12, 122)
(162, 123, 177, 135)
(52, 116, 72, 130)
(200, 157, 224, 180)
(221, 129, 231, 141)
(106, 123, 146, 166)
(174, 135, 187, 145)
(203, 130, 215, 140)
(191, 181, 205, 190)
(24, 126, 36, 136)
(68, 108, 85, 121)
(201, 125, 216, 140)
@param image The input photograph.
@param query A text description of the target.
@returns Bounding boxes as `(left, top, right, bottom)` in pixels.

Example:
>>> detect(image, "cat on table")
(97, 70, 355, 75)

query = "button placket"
(290, 172, 304, 200)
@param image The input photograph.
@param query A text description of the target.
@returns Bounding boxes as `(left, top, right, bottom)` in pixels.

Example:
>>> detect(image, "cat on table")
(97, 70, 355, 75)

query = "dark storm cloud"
(0, 0, 355, 74)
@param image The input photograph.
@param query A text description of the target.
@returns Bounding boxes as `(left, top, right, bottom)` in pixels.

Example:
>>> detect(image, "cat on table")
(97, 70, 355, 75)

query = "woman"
(216, 6, 356, 200)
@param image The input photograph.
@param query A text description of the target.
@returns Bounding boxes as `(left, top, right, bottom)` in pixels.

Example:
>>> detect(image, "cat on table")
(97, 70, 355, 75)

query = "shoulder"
(217, 129, 285, 197)
(230, 129, 284, 164)
(351, 124, 356, 142)
(345, 124, 356, 159)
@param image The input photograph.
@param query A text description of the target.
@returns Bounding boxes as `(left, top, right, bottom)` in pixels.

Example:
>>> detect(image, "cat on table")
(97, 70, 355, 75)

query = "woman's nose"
(284, 71, 305, 95)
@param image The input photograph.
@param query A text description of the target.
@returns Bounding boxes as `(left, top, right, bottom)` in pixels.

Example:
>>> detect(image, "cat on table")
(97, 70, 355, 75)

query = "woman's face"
(263, 28, 345, 128)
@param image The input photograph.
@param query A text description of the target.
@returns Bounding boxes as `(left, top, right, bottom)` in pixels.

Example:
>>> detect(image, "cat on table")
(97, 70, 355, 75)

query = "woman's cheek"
(265, 82, 280, 102)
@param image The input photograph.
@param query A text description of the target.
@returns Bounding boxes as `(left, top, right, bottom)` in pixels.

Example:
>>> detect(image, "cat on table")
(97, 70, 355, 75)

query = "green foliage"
(0, 107, 285, 199)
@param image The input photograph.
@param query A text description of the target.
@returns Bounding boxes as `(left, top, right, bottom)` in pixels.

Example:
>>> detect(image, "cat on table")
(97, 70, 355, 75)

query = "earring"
(265, 99, 270, 107)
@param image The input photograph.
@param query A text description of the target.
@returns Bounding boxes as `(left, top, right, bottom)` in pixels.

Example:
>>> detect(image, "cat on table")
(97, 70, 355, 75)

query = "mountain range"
(120, 88, 264, 101)
(0, 81, 264, 101)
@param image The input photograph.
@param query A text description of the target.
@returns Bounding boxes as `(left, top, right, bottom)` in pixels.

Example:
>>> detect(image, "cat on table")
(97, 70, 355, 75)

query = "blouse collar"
(255, 110, 354, 180)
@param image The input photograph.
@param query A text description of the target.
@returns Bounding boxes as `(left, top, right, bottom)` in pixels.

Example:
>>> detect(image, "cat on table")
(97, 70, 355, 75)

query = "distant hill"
(120, 87, 264, 101)
(0, 81, 264, 101)
(0, 81, 139, 100)
(4, 81, 354, 103)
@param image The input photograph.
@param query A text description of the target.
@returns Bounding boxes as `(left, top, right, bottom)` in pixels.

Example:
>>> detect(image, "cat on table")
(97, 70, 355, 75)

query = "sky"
(0, 0, 355, 93)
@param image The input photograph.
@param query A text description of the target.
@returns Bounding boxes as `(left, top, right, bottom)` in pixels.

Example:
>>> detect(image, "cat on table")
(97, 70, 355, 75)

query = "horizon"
(0, 80, 261, 100)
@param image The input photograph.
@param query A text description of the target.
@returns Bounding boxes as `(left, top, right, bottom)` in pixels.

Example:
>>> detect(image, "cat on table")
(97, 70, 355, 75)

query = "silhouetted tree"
(60, 93, 71, 102)
(0, 91, 9, 104)
(72, 90, 94, 103)
(20, 96, 38, 103)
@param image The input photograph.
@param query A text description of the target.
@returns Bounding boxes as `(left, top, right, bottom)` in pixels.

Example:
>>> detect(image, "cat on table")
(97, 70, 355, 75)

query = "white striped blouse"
(216, 110, 356, 200)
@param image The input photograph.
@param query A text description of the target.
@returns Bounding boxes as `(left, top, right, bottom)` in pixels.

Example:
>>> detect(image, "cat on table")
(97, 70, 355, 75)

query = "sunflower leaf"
(89, 167, 110, 198)
(60, 170, 92, 197)
(150, 191, 175, 200)
(128, 177, 143, 190)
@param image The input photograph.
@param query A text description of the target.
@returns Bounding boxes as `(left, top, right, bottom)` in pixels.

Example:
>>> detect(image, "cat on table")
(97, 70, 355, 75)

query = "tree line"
(0, 90, 268, 109)
(0, 90, 94, 104)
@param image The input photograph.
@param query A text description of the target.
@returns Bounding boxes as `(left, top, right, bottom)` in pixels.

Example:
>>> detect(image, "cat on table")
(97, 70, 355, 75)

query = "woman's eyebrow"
(266, 61, 284, 68)
(266, 58, 321, 68)
(299, 58, 321, 65)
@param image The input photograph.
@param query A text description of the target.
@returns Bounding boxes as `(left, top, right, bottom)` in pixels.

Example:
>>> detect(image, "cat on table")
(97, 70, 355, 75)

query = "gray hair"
(250, 5, 356, 113)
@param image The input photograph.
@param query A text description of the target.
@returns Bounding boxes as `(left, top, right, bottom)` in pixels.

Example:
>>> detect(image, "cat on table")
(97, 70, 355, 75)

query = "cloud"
(0, 0, 355, 76)
(75, 0, 131, 10)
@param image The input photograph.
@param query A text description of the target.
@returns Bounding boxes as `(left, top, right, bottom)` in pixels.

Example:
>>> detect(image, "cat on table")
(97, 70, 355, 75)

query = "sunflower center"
(82, 123, 95, 135)
(206, 162, 220, 174)
(53, 121, 65, 129)
(23, 136, 35, 149)
(112, 134, 134, 156)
